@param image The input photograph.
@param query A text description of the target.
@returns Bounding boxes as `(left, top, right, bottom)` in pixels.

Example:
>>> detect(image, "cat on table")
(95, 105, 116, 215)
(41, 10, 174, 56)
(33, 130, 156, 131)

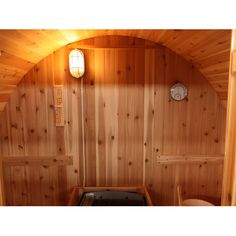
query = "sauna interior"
(0, 29, 236, 206)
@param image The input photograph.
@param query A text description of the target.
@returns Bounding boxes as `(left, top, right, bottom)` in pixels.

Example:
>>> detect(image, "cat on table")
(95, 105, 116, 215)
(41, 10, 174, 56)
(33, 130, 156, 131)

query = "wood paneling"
(0, 36, 226, 205)
(0, 30, 231, 112)
(0, 158, 5, 205)
(221, 30, 236, 206)
(0, 47, 84, 205)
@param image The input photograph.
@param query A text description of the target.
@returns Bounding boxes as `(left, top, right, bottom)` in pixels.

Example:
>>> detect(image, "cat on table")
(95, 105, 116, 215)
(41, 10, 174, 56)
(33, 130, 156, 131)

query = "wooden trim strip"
(143, 186, 153, 206)
(156, 155, 224, 165)
(0, 155, 73, 167)
(0, 158, 6, 206)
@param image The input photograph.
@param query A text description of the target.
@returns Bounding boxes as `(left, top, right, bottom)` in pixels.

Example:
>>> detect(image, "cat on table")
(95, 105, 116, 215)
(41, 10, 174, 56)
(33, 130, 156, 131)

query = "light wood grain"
(1, 155, 73, 166)
(0, 158, 5, 205)
(221, 30, 236, 206)
(0, 36, 226, 206)
(157, 155, 224, 164)
(0, 30, 231, 112)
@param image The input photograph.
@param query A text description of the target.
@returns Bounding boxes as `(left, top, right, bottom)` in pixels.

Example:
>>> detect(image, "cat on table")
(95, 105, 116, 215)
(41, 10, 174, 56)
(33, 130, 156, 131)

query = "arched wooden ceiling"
(0, 29, 231, 111)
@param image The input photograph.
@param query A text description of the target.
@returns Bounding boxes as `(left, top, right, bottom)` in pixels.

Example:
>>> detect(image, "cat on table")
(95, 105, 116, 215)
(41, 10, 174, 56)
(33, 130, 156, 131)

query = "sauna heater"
(78, 191, 147, 206)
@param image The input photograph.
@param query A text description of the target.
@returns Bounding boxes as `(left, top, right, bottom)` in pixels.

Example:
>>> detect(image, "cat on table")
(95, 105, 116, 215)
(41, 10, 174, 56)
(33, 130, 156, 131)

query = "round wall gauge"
(170, 82, 188, 101)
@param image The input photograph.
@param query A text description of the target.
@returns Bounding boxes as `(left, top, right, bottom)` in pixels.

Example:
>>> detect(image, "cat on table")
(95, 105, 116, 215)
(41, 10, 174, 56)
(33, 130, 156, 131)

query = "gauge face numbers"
(170, 83, 188, 101)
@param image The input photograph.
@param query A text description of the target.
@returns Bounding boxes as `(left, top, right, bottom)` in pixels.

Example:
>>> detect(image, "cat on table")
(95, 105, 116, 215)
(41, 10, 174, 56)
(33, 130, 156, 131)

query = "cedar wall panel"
(0, 36, 226, 205)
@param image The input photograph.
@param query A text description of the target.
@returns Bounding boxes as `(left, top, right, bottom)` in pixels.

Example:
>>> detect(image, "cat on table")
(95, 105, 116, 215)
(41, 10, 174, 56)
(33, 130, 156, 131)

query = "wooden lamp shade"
(69, 49, 85, 78)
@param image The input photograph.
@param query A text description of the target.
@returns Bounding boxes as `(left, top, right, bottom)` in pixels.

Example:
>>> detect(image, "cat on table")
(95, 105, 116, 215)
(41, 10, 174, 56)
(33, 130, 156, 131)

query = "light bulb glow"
(69, 49, 85, 78)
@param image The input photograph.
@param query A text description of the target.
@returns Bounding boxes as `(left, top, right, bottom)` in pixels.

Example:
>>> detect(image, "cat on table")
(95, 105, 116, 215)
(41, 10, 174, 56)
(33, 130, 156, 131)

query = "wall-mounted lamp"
(69, 49, 85, 78)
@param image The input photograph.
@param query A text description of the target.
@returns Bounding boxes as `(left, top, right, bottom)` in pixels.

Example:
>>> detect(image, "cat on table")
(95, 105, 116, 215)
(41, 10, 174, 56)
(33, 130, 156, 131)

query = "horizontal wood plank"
(0, 155, 73, 166)
(156, 155, 224, 164)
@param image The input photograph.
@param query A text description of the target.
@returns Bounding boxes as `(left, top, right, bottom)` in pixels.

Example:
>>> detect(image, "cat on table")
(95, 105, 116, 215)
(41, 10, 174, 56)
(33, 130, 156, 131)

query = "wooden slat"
(156, 155, 224, 164)
(0, 36, 226, 206)
(1, 155, 73, 166)
(232, 50, 236, 73)
(221, 30, 236, 206)
(0, 30, 231, 113)
(0, 158, 5, 205)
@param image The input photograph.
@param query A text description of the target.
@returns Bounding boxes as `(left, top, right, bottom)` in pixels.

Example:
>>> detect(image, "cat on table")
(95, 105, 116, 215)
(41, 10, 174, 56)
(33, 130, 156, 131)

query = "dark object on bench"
(79, 191, 147, 206)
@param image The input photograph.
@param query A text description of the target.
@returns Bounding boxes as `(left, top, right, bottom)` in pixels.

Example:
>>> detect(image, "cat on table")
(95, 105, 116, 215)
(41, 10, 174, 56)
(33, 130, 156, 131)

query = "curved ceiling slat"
(0, 29, 231, 111)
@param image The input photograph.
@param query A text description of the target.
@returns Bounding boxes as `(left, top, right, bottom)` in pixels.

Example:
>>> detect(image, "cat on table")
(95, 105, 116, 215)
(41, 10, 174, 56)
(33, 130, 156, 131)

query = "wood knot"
(36, 106, 39, 112)
(49, 104, 54, 109)
(135, 115, 139, 120)
(11, 124, 17, 129)
(30, 129, 34, 133)
(182, 122, 186, 127)
(200, 93, 203, 98)
(156, 148, 159, 153)
(40, 89, 44, 94)
(214, 138, 219, 143)
(4, 136, 8, 140)
(43, 165, 48, 169)
(111, 136, 114, 140)
(44, 129, 47, 133)
(152, 110, 155, 115)
(203, 107, 206, 111)
(16, 106, 21, 112)
(35, 67, 39, 72)
(90, 80, 94, 86)
(74, 169, 78, 173)
(58, 147, 62, 152)
(128, 161, 132, 166)
(50, 186, 55, 191)
(117, 70, 121, 75)
(53, 159, 57, 162)
(204, 132, 208, 136)
(144, 142, 147, 146)
(126, 65, 131, 71)
(126, 113, 130, 117)
(98, 140, 102, 145)
(21, 93, 26, 99)
(18, 145, 23, 149)
(73, 90, 76, 94)
(145, 158, 149, 163)
(39, 176, 43, 180)
(118, 156, 122, 161)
